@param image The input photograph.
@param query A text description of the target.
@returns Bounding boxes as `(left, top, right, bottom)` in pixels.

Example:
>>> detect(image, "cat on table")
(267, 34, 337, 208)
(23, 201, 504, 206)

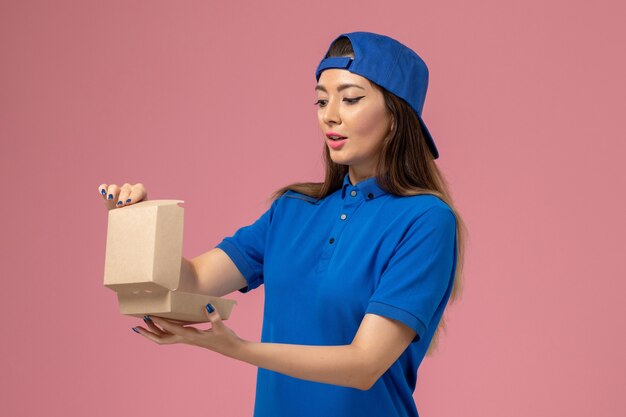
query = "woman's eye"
(314, 96, 364, 107)
(344, 96, 364, 104)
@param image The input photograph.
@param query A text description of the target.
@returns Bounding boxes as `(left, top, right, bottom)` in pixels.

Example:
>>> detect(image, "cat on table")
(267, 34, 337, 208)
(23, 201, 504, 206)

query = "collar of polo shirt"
(341, 172, 387, 201)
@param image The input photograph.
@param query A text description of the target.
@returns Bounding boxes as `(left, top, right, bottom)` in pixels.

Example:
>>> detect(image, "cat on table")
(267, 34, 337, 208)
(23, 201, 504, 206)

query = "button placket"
(319, 190, 360, 263)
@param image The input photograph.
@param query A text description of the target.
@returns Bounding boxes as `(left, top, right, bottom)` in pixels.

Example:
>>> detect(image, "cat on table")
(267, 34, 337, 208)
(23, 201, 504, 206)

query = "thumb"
(205, 303, 222, 325)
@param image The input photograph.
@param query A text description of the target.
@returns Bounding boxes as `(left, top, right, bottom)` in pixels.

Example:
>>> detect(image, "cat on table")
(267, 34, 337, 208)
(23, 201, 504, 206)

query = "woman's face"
(315, 67, 393, 183)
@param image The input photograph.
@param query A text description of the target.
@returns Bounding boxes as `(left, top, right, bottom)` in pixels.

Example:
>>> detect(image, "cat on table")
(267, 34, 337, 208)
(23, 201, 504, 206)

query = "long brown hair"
(269, 36, 467, 357)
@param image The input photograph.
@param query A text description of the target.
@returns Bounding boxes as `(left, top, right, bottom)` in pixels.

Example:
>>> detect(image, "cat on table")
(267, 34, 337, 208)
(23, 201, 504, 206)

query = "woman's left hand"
(132, 303, 246, 357)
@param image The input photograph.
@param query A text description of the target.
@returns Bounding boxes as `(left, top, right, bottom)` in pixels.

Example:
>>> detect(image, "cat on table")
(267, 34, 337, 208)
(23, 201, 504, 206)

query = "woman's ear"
(385, 118, 396, 142)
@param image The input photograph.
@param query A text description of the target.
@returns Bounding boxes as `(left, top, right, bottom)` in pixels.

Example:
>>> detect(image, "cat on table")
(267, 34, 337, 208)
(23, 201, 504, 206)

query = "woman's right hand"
(98, 182, 148, 210)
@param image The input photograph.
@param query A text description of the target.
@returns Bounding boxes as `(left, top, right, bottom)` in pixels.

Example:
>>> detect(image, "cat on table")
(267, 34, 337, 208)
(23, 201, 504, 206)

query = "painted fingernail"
(108, 194, 113, 200)
(206, 303, 215, 313)
(117, 201, 122, 206)
(132, 327, 140, 333)
(101, 189, 106, 196)
(143, 315, 151, 321)
(126, 198, 132, 203)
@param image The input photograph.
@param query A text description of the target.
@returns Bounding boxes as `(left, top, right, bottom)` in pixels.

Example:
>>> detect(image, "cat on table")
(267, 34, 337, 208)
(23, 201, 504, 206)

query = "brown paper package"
(103, 199, 237, 323)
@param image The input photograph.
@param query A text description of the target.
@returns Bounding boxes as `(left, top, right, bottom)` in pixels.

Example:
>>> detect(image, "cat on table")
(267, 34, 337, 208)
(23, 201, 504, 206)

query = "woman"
(99, 31, 467, 417)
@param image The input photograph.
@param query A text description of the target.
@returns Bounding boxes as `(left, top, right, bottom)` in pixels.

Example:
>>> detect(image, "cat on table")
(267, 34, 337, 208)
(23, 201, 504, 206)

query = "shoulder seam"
(282, 190, 320, 205)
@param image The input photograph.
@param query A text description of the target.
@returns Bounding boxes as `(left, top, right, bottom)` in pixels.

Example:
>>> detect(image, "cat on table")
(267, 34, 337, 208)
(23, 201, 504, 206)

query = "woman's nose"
(322, 100, 341, 125)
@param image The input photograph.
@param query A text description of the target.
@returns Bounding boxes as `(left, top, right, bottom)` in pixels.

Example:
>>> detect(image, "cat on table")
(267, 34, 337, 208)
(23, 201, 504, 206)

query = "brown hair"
(268, 36, 467, 357)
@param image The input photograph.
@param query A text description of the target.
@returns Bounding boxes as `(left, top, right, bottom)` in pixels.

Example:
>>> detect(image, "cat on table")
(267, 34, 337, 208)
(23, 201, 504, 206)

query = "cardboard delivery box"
(103, 199, 237, 323)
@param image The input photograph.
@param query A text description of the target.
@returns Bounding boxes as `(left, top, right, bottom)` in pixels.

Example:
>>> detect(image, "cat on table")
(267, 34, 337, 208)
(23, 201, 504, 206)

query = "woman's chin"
(329, 156, 350, 165)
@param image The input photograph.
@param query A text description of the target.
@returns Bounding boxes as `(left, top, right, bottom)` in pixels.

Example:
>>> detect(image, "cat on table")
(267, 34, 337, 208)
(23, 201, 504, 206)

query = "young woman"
(99, 31, 467, 417)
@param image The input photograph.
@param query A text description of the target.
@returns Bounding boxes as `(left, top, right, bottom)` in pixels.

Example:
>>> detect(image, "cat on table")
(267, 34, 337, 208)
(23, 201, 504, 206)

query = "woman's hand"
(98, 182, 148, 210)
(132, 303, 246, 358)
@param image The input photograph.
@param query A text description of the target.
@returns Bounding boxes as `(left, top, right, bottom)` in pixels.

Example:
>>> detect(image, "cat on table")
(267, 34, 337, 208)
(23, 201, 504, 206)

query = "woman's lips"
(327, 138, 348, 149)
(326, 131, 347, 140)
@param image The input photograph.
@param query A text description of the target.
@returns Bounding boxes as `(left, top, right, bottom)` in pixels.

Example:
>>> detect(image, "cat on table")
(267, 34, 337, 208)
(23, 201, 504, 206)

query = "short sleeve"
(365, 206, 458, 343)
(215, 198, 280, 293)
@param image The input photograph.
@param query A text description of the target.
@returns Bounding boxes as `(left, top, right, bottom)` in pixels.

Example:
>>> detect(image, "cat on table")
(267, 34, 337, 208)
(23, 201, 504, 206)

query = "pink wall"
(1, 0, 624, 416)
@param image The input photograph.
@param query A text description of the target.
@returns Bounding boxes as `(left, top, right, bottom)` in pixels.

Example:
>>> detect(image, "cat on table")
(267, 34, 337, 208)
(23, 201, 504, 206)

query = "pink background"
(1, 0, 624, 416)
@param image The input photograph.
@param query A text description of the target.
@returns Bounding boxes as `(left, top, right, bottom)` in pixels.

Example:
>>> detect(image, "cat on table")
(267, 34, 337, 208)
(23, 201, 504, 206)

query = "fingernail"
(101, 189, 106, 196)
(206, 303, 214, 313)
(117, 201, 122, 206)
(126, 198, 132, 203)
(132, 327, 140, 333)
(143, 315, 151, 321)
(108, 194, 113, 200)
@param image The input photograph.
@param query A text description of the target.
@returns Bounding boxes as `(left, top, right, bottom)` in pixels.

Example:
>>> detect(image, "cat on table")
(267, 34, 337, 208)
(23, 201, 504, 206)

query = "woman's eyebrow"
(315, 83, 365, 92)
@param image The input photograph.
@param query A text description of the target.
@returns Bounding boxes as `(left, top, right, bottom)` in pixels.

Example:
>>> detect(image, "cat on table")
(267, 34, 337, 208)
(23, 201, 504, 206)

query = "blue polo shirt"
(215, 172, 458, 417)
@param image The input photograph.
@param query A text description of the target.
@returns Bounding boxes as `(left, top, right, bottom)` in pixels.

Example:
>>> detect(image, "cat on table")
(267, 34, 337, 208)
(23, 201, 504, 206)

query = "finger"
(98, 184, 109, 199)
(167, 318, 195, 325)
(125, 183, 147, 206)
(149, 316, 198, 339)
(116, 183, 133, 208)
(107, 184, 120, 203)
(132, 326, 180, 345)
(204, 303, 223, 327)
(143, 315, 168, 335)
